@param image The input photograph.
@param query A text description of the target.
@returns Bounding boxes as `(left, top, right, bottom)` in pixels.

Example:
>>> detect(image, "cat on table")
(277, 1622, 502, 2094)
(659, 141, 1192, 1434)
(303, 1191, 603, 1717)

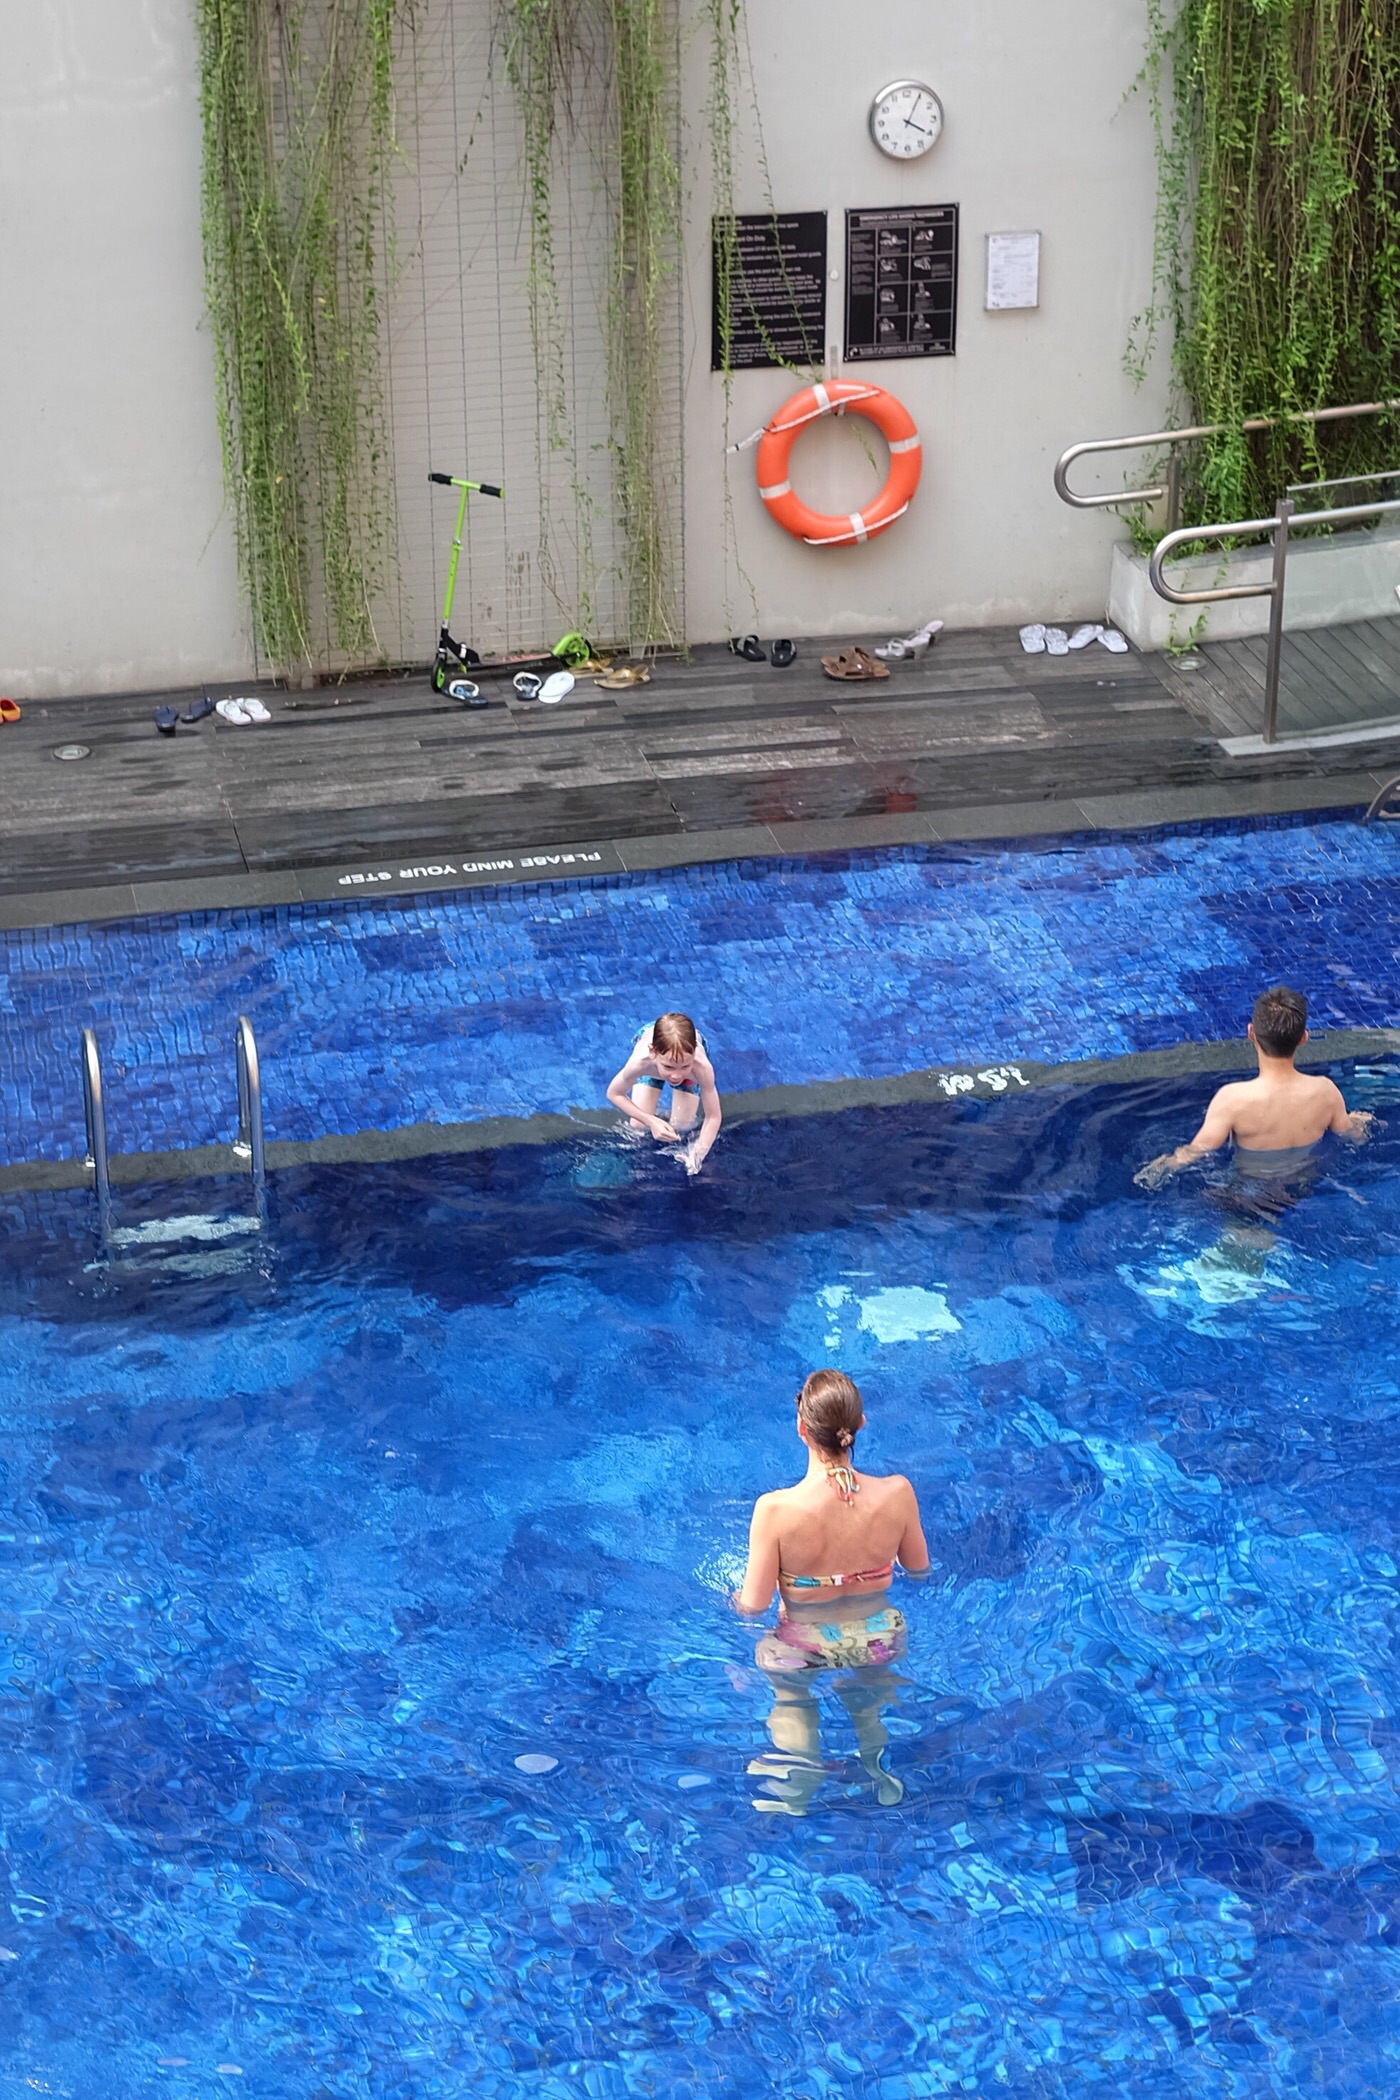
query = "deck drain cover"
(52, 743, 91, 761)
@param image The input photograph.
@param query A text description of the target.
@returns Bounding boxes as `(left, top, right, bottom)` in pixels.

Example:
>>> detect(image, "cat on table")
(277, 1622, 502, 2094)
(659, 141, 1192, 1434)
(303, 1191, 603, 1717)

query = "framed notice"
(844, 204, 958, 361)
(711, 211, 827, 371)
(985, 230, 1041, 311)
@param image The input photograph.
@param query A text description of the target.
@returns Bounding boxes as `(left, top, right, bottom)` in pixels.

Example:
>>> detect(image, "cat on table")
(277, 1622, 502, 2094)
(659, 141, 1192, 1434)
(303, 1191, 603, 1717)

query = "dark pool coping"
(0, 769, 1396, 934)
(5, 1029, 1397, 1196)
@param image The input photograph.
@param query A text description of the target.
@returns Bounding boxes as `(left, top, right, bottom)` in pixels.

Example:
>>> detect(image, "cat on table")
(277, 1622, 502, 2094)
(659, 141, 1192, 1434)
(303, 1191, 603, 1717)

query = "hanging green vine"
(501, 0, 743, 644)
(1133, 0, 1400, 528)
(501, 0, 600, 624)
(196, 0, 405, 674)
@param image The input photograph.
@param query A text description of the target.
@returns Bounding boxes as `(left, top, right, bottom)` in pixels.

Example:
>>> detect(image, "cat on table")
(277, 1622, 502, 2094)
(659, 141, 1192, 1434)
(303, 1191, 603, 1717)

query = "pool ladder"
(1364, 775, 1400, 822)
(81, 1015, 266, 1235)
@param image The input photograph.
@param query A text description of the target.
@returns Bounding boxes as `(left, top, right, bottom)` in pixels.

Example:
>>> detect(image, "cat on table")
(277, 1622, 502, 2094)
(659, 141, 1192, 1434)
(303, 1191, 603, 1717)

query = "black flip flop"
(154, 706, 179, 736)
(182, 692, 216, 724)
(729, 635, 767, 663)
(769, 639, 796, 667)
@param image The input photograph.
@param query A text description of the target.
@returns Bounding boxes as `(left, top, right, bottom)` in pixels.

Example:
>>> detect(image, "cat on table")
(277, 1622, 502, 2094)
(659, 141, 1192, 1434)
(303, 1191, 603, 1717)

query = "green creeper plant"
(501, 0, 746, 645)
(196, 0, 405, 675)
(1132, 0, 1400, 530)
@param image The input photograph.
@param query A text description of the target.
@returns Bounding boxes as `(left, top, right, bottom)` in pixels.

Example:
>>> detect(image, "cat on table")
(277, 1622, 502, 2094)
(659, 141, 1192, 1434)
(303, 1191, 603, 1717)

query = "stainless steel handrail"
(80, 1026, 112, 1237)
(1364, 775, 1400, 822)
(234, 1015, 266, 1203)
(1054, 396, 1400, 529)
(1147, 490, 1400, 744)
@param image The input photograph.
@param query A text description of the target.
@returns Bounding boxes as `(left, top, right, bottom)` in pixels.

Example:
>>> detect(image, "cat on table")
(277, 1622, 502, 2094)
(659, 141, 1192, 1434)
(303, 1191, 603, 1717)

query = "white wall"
(0, 0, 250, 698)
(677, 0, 1170, 641)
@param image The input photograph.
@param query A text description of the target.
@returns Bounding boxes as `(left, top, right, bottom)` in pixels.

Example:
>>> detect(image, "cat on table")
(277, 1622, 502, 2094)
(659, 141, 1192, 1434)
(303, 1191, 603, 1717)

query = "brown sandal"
(820, 647, 889, 682)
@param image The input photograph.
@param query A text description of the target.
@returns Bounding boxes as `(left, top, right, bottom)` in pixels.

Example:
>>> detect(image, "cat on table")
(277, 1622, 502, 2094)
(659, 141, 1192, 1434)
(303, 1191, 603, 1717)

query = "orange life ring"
(754, 380, 922, 547)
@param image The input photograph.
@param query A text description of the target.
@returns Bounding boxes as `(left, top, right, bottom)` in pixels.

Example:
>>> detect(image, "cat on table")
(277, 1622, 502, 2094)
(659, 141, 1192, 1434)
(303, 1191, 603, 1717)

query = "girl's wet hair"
(797, 1369, 863, 1453)
(651, 1011, 698, 1056)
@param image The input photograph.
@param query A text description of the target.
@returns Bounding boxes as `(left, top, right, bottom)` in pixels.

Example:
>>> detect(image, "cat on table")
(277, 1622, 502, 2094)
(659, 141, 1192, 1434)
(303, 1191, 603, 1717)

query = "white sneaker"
(539, 671, 575, 705)
(1068, 624, 1101, 650)
(1019, 624, 1047, 654)
(216, 698, 251, 725)
(1044, 628, 1070, 656)
(238, 696, 272, 722)
(1098, 628, 1128, 653)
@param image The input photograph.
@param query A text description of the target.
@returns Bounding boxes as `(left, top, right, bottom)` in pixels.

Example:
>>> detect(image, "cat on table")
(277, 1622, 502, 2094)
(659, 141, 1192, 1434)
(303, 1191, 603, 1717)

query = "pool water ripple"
(0, 1079, 1398, 2092)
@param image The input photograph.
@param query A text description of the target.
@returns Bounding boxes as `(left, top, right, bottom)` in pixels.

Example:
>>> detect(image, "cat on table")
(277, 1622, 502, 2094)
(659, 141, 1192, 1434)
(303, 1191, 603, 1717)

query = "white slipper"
(1067, 624, 1101, 650)
(237, 695, 272, 722)
(216, 698, 251, 725)
(513, 672, 542, 699)
(538, 671, 574, 705)
(1043, 628, 1070, 656)
(1097, 628, 1128, 653)
(876, 617, 944, 661)
(1019, 624, 1046, 654)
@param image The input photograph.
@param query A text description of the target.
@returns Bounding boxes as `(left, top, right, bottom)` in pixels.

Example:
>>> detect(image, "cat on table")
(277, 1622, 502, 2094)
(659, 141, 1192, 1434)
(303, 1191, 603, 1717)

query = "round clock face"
(869, 80, 944, 159)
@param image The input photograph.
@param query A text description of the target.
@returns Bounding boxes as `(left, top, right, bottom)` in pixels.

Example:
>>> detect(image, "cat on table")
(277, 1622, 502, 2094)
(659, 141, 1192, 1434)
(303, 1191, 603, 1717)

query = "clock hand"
(902, 118, 930, 135)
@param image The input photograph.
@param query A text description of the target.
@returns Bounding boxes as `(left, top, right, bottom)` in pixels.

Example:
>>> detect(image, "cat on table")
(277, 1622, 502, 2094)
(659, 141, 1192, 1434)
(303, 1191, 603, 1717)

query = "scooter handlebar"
(428, 472, 504, 497)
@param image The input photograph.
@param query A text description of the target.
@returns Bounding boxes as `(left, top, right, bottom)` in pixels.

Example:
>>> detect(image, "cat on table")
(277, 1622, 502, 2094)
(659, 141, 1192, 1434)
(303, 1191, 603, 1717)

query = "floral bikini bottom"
(755, 1603, 907, 1674)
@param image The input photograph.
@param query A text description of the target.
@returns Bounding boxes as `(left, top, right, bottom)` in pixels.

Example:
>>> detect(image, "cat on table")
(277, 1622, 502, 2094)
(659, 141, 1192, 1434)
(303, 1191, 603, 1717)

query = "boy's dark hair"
(1252, 985, 1308, 1058)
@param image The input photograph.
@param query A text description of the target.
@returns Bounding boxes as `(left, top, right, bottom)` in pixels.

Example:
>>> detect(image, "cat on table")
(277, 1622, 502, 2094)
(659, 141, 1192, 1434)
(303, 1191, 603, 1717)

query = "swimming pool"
(2, 1066, 1398, 2097)
(4, 809, 1399, 1168)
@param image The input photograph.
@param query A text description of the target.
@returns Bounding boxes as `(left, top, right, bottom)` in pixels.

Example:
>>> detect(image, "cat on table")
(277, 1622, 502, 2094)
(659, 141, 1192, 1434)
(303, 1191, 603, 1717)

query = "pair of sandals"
(1020, 622, 1128, 656)
(730, 635, 797, 668)
(154, 692, 270, 734)
(0, 697, 21, 724)
(874, 617, 943, 662)
(512, 669, 577, 705)
(821, 646, 889, 682)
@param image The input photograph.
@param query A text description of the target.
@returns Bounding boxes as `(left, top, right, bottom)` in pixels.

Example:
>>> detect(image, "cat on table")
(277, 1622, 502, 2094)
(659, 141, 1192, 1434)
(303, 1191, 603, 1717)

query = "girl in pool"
(605, 1011, 722, 1175)
(732, 1369, 930, 1815)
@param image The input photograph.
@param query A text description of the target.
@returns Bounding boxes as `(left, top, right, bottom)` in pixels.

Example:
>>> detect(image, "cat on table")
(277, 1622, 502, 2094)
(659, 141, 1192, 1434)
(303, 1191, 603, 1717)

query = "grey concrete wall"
(0, 0, 251, 698)
(677, 0, 1170, 642)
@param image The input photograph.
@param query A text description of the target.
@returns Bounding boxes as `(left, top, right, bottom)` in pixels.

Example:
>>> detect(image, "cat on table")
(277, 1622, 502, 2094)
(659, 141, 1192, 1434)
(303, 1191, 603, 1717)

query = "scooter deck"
(464, 651, 561, 677)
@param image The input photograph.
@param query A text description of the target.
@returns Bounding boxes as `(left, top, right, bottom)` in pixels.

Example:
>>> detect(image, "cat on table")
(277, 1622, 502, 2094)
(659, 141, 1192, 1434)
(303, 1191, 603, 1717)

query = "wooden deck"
(4, 621, 1400, 918)
(1155, 617, 1400, 740)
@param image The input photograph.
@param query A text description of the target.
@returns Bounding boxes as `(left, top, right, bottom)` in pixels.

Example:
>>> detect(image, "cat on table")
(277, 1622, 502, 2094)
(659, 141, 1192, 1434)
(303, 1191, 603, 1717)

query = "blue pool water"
(3, 811, 1399, 1166)
(2, 1073, 1399, 2097)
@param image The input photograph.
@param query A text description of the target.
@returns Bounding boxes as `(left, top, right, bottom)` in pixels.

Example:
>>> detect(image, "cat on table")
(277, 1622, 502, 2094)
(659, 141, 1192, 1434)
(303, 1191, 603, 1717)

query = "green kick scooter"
(428, 470, 564, 701)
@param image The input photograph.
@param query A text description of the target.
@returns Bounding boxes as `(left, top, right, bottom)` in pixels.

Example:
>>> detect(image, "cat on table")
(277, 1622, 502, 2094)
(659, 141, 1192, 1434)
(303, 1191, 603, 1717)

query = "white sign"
(984, 230, 1040, 311)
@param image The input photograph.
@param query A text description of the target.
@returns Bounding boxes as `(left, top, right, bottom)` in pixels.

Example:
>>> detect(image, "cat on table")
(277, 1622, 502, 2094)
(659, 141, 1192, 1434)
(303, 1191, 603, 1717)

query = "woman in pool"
(605, 1011, 722, 1175)
(733, 1369, 930, 1815)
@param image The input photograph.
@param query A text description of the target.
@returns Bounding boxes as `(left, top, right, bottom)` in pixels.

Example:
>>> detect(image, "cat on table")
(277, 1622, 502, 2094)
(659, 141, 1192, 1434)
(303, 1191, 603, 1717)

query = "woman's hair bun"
(796, 1368, 863, 1456)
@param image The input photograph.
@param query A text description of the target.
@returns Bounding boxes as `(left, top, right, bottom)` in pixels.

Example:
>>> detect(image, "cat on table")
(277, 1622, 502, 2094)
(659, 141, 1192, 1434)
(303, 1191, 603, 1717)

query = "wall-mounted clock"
(869, 80, 944, 159)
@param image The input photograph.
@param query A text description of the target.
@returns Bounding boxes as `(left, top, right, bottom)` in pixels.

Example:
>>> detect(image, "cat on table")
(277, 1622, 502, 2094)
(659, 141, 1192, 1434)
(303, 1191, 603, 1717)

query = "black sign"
(845, 205, 958, 361)
(712, 211, 827, 371)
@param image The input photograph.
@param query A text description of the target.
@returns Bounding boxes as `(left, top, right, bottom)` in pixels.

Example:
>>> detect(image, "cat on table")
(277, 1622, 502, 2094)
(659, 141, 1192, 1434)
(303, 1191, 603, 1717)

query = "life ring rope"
(752, 379, 922, 549)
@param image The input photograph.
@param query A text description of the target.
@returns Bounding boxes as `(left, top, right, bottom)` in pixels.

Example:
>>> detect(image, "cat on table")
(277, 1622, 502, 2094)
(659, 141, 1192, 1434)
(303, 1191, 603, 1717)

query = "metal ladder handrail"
(80, 1026, 112, 1236)
(233, 1014, 266, 1201)
(1364, 776, 1400, 822)
(1146, 489, 1400, 744)
(1054, 396, 1400, 530)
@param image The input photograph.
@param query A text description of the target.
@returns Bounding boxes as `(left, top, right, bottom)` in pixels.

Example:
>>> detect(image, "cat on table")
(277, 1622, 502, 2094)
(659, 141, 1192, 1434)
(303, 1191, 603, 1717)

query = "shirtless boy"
(1135, 985, 1374, 1190)
(605, 1011, 723, 1175)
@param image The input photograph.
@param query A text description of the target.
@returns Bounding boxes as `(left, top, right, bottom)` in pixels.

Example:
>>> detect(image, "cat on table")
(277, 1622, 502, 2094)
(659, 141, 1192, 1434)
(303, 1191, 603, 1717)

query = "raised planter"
(1108, 520, 1400, 651)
